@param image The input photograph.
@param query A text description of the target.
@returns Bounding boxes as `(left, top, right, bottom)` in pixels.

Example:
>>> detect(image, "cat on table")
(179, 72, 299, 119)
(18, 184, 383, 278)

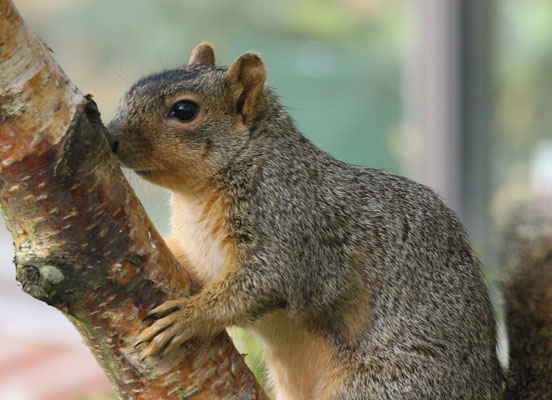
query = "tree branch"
(0, 1, 267, 398)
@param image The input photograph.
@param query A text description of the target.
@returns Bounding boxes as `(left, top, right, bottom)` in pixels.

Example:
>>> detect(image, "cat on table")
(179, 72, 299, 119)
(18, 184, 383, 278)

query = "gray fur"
(220, 98, 504, 398)
(107, 55, 547, 399)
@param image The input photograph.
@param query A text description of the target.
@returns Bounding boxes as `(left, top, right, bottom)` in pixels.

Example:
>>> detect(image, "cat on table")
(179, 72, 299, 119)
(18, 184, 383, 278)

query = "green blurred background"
(1, 0, 551, 398)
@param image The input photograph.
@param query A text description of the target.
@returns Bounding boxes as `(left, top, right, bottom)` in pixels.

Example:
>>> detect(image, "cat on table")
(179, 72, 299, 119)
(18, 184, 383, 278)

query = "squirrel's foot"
(136, 299, 196, 359)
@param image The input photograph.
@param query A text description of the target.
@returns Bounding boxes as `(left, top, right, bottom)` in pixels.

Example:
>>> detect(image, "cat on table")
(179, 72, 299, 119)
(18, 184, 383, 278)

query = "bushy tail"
(501, 196, 552, 399)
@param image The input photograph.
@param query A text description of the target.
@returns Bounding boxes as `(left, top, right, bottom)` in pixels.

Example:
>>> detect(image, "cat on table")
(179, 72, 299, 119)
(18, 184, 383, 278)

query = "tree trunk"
(0, 1, 267, 398)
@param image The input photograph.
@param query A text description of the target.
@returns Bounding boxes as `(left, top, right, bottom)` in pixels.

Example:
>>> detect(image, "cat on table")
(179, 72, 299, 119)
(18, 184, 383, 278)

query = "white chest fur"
(169, 192, 229, 283)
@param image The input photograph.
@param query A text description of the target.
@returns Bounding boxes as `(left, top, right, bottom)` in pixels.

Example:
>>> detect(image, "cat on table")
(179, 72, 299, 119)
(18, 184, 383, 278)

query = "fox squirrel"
(106, 42, 550, 399)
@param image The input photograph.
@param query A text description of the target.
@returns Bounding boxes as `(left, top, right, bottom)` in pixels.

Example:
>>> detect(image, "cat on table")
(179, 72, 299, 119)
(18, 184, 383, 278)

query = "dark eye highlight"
(167, 100, 199, 122)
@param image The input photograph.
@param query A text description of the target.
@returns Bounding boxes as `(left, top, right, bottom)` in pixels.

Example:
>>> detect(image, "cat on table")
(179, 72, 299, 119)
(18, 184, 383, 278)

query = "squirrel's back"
(227, 124, 505, 397)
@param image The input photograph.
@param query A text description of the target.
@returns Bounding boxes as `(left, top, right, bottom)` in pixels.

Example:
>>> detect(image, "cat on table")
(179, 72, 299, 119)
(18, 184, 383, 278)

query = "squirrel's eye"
(167, 100, 199, 122)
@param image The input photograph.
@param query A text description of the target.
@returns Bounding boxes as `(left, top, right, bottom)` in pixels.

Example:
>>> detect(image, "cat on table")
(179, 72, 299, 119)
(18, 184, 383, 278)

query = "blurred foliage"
(17, 0, 405, 172)
(492, 0, 552, 216)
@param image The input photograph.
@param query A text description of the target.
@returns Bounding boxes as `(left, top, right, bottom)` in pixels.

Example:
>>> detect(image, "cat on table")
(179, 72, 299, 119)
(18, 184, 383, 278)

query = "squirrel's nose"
(105, 130, 119, 153)
(105, 117, 122, 153)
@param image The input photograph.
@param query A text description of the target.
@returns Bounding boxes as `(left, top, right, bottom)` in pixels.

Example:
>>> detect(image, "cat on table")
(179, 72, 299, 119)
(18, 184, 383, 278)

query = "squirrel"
(105, 42, 550, 399)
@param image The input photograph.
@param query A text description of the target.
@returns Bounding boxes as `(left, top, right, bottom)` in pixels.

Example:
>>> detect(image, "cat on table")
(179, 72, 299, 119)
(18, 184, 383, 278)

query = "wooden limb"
(0, 1, 267, 398)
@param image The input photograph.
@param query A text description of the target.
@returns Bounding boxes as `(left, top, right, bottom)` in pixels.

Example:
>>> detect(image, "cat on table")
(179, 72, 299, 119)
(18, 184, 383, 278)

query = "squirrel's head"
(106, 42, 267, 191)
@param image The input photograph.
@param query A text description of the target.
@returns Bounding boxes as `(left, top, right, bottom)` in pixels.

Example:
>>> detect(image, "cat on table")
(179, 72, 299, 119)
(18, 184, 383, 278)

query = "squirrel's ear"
(224, 52, 267, 124)
(188, 42, 216, 66)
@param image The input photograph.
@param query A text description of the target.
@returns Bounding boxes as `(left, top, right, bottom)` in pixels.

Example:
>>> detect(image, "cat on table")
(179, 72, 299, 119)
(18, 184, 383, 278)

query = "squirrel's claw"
(139, 321, 188, 359)
(140, 341, 162, 360)
(162, 332, 188, 356)
(136, 317, 174, 348)
(138, 323, 174, 358)
(143, 300, 181, 321)
(137, 299, 191, 359)
(143, 310, 159, 321)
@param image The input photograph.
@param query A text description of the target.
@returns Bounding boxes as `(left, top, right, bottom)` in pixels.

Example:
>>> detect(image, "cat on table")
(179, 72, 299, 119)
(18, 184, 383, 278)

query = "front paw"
(136, 299, 195, 359)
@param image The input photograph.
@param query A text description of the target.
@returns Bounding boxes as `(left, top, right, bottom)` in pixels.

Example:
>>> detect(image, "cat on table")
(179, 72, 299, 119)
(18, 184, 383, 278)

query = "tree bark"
(0, 1, 267, 399)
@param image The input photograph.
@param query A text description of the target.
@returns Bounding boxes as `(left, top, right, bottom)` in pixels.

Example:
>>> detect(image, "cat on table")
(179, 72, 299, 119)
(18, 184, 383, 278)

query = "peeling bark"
(0, 1, 267, 398)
